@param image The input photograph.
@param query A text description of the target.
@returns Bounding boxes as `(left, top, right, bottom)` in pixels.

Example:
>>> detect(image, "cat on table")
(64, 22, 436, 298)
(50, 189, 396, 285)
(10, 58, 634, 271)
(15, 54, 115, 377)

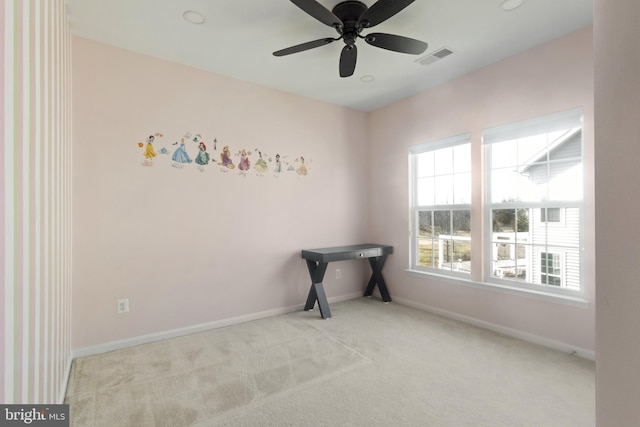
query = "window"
(409, 134, 471, 275)
(540, 252, 563, 286)
(408, 109, 586, 299)
(484, 108, 583, 293)
(540, 207, 561, 223)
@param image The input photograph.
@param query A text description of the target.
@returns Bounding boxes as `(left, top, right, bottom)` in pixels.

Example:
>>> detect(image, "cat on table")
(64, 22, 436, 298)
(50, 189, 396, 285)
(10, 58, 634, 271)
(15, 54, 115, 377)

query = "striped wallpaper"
(2, 0, 72, 404)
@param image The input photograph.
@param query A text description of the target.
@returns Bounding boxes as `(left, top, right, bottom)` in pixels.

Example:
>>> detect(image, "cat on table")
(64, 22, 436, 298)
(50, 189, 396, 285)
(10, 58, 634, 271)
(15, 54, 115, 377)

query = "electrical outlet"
(117, 298, 129, 314)
(336, 269, 341, 279)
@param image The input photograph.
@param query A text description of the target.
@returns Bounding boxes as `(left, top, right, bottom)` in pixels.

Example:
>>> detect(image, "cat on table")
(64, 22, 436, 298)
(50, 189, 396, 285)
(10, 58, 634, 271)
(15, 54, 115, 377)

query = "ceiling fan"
(273, 0, 428, 77)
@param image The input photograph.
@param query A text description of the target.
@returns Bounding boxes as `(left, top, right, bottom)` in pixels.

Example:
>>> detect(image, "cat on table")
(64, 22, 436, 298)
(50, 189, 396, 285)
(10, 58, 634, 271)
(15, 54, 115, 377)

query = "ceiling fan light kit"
(273, 0, 428, 78)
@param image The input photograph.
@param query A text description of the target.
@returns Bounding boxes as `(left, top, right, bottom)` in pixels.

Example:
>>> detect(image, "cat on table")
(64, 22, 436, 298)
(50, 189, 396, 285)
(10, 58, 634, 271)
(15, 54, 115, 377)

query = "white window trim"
(482, 205, 585, 299)
(407, 109, 588, 304)
(409, 133, 471, 276)
(410, 207, 473, 278)
(404, 268, 588, 308)
(482, 108, 583, 145)
(483, 108, 585, 299)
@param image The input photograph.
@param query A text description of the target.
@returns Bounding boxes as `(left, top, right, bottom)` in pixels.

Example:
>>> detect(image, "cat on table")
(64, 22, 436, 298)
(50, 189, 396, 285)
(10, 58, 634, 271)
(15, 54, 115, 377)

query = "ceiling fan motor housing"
(332, 1, 368, 26)
(274, 0, 428, 77)
(332, 0, 367, 45)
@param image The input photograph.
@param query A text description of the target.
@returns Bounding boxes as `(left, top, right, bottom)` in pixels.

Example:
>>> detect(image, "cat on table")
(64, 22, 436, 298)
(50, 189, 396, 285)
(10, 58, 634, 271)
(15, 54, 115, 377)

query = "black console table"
(301, 244, 393, 319)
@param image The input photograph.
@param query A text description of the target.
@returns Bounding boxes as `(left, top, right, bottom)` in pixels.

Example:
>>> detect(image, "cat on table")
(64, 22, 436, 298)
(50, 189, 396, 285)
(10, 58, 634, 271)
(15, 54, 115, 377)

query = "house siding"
(530, 207, 581, 290)
(525, 132, 582, 290)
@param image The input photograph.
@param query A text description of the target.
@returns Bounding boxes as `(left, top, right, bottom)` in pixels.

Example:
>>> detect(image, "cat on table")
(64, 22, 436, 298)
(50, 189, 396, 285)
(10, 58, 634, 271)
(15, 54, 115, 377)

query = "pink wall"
(71, 37, 370, 349)
(594, 0, 640, 424)
(72, 28, 597, 355)
(367, 27, 595, 352)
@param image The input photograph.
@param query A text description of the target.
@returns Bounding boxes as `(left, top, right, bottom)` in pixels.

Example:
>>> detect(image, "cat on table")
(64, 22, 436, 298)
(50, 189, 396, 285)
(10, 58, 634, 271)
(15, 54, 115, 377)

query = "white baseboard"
(59, 356, 73, 404)
(393, 296, 596, 361)
(72, 292, 362, 360)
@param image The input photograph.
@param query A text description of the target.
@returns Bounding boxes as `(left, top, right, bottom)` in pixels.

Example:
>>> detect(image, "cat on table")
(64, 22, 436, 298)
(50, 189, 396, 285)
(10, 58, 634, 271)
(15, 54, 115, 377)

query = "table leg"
(364, 255, 392, 302)
(303, 260, 331, 319)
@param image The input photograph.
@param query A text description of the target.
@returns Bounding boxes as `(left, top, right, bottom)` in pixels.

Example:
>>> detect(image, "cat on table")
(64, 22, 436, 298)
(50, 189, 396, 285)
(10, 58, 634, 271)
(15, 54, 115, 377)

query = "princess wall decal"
(171, 138, 193, 168)
(137, 131, 311, 177)
(195, 141, 210, 172)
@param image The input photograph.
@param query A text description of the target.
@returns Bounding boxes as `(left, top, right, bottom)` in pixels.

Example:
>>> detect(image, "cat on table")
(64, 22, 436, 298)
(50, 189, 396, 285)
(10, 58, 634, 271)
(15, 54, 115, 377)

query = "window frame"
(483, 108, 585, 298)
(540, 251, 564, 286)
(406, 109, 588, 303)
(409, 134, 472, 278)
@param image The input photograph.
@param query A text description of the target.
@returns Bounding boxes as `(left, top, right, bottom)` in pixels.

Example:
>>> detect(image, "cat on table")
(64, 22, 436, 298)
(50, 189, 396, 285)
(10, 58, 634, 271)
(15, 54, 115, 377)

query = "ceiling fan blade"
(290, 0, 342, 28)
(364, 33, 428, 54)
(273, 38, 337, 56)
(339, 45, 357, 78)
(359, 0, 415, 28)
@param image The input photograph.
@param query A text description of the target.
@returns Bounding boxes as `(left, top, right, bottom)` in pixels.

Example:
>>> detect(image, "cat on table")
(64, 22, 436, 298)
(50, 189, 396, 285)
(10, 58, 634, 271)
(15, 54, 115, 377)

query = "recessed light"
(360, 75, 375, 83)
(183, 10, 205, 24)
(501, 0, 525, 11)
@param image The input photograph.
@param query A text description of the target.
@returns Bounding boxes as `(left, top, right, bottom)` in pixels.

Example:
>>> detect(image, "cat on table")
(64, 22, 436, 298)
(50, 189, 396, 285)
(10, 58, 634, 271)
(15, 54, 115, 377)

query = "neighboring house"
(492, 128, 582, 290)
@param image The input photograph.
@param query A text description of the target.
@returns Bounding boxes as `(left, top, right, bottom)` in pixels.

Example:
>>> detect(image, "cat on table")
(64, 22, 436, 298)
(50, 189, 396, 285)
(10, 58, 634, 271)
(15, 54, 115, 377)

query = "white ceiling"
(66, 0, 593, 112)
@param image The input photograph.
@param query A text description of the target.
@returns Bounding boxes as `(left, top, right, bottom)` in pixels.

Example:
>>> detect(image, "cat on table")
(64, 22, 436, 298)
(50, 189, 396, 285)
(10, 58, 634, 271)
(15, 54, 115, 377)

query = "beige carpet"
(65, 298, 595, 426)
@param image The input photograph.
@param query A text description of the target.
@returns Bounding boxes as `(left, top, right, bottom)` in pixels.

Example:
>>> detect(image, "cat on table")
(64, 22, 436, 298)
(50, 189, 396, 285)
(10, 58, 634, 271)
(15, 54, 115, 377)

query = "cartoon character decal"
(137, 132, 310, 177)
(238, 149, 251, 173)
(296, 156, 308, 176)
(273, 154, 282, 174)
(194, 141, 210, 172)
(171, 138, 193, 168)
(144, 135, 157, 159)
(219, 145, 235, 169)
(140, 133, 164, 166)
(254, 151, 268, 174)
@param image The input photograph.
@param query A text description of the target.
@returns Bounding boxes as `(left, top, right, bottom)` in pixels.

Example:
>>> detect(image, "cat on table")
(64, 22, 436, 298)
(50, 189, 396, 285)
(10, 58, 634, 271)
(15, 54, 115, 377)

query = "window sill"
(404, 269, 589, 308)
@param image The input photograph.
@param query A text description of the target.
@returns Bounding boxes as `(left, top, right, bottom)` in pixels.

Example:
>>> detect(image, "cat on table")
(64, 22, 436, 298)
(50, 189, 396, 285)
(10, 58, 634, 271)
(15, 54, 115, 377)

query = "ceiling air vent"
(415, 47, 454, 66)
